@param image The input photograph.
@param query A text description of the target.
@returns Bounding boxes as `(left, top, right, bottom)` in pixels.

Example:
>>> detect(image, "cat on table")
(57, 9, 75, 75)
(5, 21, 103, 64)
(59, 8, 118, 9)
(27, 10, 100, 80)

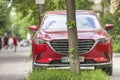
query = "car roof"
(46, 10, 96, 15)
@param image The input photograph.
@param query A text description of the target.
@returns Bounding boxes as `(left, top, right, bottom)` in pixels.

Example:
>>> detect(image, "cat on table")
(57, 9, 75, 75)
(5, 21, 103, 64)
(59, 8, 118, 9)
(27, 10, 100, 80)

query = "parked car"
(19, 39, 28, 47)
(29, 10, 113, 75)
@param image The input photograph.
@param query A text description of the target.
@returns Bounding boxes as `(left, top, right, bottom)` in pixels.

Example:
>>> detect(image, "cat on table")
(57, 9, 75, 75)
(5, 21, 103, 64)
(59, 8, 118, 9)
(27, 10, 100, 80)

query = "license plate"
(61, 56, 84, 63)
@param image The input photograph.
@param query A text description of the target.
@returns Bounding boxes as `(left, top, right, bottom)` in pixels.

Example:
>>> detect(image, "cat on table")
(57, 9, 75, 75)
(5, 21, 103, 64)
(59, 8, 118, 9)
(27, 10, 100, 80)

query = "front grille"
(50, 39, 95, 54)
(49, 60, 96, 64)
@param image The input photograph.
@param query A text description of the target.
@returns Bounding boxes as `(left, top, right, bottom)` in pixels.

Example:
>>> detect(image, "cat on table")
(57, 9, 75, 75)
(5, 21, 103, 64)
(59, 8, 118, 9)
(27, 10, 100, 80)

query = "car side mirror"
(105, 24, 114, 30)
(29, 25, 37, 32)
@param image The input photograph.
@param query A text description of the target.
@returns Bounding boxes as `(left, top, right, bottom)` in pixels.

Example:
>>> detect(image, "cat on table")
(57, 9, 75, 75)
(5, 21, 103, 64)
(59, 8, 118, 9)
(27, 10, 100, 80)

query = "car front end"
(30, 10, 113, 75)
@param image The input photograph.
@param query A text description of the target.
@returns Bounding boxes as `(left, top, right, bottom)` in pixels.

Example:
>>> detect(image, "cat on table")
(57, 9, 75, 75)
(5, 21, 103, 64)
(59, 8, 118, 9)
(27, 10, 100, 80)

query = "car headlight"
(98, 38, 110, 43)
(34, 38, 46, 44)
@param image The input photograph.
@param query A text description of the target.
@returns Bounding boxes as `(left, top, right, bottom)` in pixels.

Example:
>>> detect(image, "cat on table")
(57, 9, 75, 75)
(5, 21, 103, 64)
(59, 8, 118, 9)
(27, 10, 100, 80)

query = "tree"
(76, 0, 93, 10)
(0, 0, 11, 34)
(66, 0, 80, 74)
(110, 0, 120, 14)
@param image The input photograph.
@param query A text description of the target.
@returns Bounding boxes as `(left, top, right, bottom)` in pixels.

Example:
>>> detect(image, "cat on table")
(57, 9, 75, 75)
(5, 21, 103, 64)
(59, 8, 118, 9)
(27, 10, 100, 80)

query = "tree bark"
(65, 0, 80, 75)
(38, 4, 44, 22)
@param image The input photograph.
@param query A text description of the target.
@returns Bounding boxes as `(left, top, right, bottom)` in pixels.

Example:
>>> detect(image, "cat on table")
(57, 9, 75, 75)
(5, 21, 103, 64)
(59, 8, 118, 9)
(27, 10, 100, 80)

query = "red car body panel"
(31, 10, 113, 68)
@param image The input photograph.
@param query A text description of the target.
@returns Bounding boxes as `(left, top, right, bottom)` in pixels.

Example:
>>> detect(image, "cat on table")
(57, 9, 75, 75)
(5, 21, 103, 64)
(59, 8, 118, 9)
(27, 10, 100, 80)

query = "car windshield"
(41, 14, 101, 31)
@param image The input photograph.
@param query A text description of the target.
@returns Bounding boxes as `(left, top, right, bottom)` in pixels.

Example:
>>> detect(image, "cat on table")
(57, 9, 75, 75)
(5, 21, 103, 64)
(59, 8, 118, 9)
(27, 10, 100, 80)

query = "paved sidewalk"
(110, 53, 120, 80)
(0, 46, 32, 80)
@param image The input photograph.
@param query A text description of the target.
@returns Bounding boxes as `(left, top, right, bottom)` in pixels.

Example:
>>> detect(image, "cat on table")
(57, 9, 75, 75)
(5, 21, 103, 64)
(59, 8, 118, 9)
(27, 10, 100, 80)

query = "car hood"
(38, 29, 109, 40)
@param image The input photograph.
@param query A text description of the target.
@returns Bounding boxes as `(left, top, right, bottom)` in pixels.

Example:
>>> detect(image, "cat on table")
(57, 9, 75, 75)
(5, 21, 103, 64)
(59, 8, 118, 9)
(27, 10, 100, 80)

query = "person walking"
(4, 34, 9, 49)
(13, 34, 18, 52)
(9, 37, 13, 49)
(0, 34, 2, 50)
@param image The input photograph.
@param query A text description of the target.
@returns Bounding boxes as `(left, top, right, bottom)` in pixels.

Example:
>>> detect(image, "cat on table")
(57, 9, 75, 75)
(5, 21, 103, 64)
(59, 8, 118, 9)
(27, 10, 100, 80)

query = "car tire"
(101, 66, 113, 76)
(32, 60, 45, 71)
(95, 64, 113, 76)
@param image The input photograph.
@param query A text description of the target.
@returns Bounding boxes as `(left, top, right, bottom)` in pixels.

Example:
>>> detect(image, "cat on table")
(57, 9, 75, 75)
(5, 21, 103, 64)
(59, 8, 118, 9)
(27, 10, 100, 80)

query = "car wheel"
(101, 66, 113, 76)
(32, 60, 45, 71)
(95, 65, 113, 76)
(32, 60, 39, 71)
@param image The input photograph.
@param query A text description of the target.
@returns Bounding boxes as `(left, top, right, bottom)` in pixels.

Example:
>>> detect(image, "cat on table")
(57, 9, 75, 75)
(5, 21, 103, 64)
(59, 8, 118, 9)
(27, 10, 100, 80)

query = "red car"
(29, 10, 113, 75)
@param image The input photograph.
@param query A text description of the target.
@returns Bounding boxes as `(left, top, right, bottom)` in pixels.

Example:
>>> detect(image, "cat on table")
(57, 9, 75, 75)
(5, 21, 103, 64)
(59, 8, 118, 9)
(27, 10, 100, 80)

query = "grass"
(113, 42, 120, 53)
(27, 68, 109, 80)
(29, 52, 32, 59)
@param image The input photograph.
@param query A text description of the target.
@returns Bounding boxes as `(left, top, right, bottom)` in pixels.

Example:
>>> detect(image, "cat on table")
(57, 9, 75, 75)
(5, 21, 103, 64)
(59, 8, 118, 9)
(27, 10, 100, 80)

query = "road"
(0, 46, 120, 80)
(0, 46, 32, 80)
(110, 54, 120, 80)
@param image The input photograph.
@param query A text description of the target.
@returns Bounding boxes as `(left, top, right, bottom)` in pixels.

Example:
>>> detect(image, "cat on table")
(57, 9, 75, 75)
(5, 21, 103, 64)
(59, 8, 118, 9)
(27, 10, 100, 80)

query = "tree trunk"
(39, 4, 44, 22)
(110, 0, 120, 14)
(65, 0, 80, 75)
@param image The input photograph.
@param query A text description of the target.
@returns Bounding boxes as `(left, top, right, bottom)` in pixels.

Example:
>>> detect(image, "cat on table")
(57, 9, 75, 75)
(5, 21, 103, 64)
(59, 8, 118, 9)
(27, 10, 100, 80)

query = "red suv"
(29, 10, 113, 75)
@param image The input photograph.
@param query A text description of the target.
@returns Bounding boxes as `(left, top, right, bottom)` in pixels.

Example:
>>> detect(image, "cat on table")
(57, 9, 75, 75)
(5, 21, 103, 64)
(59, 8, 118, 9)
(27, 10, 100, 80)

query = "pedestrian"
(26, 32, 31, 46)
(13, 34, 18, 52)
(4, 34, 9, 49)
(0, 34, 2, 50)
(8, 37, 13, 49)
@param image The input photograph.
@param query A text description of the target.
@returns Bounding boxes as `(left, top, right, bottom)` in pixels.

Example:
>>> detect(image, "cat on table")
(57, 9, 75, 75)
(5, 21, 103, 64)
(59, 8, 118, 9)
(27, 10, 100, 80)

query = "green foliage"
(100, 10, 120, 52)
(69, 48, 75, 58)
(29, 52, 32, 59)
(27, 69, 109, 80)
(45, 0, 66, 11)
(100, 13, 115, 38)
(9, 11, 28, 38)
(113, 41, 120, 53)
(0, 0, 11, 34)
(0, 16, 10, 33)
(66, 20, 76, 29)
(75, 0, 93, 10)
(1, 0, 93, 39)
(70, 49, 75, 58)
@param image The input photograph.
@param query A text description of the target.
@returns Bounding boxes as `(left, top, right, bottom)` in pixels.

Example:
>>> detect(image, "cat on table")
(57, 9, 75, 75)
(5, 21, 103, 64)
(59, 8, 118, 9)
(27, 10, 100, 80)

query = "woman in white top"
(8, 37, 13, 49)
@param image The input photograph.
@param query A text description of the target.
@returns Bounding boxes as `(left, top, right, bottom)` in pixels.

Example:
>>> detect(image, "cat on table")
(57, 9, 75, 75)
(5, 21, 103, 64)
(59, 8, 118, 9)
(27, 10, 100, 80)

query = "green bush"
(113, 41, 120, 53)
(100, 11, 120, 53)
(27, 69, 109, 80)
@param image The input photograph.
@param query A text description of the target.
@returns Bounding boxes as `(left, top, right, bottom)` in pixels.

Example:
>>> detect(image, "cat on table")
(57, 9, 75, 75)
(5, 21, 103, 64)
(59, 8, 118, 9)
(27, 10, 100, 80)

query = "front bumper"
(33, 60, 112, 68)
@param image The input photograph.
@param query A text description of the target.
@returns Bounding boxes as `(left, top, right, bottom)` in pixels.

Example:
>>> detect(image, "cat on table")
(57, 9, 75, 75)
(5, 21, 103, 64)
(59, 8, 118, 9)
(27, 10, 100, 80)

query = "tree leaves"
(0, 0, 11, 34)
(66, 20, 76, 29)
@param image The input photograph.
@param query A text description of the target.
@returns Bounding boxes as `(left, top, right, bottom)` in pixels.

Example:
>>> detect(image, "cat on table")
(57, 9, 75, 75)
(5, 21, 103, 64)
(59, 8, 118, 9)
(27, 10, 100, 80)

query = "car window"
(41, 14, 101, 31)
(76, 15, 100, 29)
(42, 15, 67, 30)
